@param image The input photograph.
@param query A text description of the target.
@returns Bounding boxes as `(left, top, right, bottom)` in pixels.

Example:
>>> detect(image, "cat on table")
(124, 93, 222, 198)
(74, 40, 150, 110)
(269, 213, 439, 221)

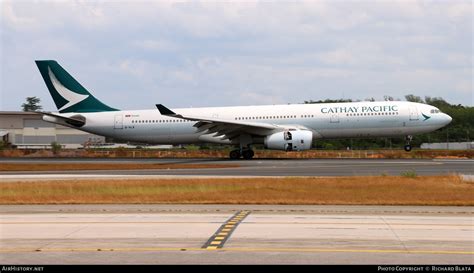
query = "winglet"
(156, 104, 176, 116)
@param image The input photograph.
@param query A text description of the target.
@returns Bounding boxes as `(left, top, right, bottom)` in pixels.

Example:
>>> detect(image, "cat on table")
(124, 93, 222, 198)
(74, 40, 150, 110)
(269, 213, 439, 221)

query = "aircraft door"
(284, 131, 293, 151)
(114, 114, 123, 129)
(408, 106, 419, 121)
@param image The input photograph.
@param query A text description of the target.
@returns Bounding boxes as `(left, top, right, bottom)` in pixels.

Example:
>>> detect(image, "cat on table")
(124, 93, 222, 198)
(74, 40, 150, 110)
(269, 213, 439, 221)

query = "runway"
(0, 158, 473, 177)
(0, 205, 472, 264)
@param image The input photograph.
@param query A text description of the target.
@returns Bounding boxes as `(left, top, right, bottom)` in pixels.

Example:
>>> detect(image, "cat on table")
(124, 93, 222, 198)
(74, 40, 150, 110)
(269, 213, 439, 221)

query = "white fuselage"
(50, 101, 452, 145)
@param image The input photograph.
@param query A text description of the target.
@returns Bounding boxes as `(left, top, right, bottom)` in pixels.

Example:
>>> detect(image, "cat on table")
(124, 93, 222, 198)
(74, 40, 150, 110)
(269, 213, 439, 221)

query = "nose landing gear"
(404, 135, 413, 152)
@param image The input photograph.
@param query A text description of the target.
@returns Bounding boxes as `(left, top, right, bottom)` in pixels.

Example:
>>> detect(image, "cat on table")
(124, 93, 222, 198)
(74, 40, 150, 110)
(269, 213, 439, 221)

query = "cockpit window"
(430, 109, 441, 114)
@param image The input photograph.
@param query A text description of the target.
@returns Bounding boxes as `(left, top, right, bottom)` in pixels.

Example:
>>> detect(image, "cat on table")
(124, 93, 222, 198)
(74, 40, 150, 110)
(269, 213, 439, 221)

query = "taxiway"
(1, 205, 472, 264)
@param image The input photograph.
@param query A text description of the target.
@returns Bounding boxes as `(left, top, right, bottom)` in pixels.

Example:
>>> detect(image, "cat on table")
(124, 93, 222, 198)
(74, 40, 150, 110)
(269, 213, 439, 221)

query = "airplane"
(34, 60, 452, 159)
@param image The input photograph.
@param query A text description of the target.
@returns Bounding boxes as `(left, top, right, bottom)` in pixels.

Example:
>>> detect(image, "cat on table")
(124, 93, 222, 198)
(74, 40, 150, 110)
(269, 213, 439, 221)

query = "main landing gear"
(229, 148, 254, 160)
(404, 135, 413, 152)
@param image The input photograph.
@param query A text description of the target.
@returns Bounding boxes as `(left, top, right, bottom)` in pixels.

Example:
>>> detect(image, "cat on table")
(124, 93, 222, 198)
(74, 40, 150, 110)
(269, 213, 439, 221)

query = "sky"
(1, 0, 472, 111)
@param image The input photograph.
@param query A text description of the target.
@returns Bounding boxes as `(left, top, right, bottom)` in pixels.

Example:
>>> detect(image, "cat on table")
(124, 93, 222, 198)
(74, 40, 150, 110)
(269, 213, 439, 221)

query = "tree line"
(304, 94, 473, 149)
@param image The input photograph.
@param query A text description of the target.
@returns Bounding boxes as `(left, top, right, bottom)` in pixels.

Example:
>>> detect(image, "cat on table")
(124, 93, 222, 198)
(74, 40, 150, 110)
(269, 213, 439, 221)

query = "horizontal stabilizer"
(32, 111, 86, 127)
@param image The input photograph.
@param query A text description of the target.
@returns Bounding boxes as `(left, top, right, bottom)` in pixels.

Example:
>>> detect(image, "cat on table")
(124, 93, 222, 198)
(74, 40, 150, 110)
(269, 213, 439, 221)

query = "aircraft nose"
(443, 113, 452, 125)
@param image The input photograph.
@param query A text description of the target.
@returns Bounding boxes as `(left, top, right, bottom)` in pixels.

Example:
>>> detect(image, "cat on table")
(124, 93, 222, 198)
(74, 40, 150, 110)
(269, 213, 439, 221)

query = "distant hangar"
(0, 111, 104, 149)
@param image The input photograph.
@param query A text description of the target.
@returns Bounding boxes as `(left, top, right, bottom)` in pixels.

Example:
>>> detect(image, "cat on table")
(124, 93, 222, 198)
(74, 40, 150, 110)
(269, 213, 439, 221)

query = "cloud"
(0, 0, 472, 111)
(133, 39, 180, 52)
(1, 1, 36, 29)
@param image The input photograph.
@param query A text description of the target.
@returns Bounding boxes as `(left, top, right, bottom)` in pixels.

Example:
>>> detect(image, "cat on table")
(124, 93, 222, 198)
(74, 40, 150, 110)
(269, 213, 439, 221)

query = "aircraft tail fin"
(35, 60, 118, 113)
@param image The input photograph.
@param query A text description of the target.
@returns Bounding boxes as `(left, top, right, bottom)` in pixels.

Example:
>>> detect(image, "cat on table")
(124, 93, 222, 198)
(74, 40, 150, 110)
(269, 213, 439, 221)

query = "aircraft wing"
(156, 104, 279, 140)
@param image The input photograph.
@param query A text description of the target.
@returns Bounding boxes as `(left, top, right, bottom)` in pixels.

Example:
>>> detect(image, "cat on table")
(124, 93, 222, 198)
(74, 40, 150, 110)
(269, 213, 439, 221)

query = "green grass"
(400, 169, 418, 178)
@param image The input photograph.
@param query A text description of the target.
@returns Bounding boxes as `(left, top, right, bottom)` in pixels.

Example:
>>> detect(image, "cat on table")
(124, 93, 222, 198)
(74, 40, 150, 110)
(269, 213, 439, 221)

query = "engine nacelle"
(264, 130, 313, 151)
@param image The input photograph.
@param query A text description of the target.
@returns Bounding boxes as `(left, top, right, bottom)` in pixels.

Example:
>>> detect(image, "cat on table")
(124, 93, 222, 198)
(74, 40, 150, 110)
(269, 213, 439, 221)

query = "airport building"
(0, 111, 105, 149)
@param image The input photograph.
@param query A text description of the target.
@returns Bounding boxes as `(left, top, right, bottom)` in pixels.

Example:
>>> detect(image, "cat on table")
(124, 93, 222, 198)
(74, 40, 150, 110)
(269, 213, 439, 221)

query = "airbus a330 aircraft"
(34, 60, 452, 159)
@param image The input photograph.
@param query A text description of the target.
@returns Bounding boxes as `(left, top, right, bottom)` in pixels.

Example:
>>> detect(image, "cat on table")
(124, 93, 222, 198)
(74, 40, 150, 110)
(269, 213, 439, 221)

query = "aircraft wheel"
(242, 149, 254, 160)
(229, 150, 241, 159)
(404, 145, 412, 152)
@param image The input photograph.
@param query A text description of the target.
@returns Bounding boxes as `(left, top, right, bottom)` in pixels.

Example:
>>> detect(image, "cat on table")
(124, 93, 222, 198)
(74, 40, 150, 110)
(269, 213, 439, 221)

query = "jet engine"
(264, 130, 313, 151)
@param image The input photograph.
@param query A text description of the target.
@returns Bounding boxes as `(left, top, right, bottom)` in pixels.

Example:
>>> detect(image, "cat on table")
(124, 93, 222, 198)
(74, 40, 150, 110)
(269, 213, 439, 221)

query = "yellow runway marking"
(225, 247, 474, 255)
(0, 221, 233, 225)
(224, 222, 473, 227)
(1, 247, 471, 255)
(202, 210, 251, 249)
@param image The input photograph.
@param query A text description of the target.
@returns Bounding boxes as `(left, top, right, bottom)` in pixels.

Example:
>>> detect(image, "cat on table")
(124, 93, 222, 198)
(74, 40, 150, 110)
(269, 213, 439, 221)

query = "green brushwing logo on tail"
(35, 60, 119, 113)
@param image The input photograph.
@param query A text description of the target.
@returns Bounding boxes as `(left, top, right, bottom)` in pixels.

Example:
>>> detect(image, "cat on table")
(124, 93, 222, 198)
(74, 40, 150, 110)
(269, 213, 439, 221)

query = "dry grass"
(0, 163, 238, 172)
(0, 176, 472, 205)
